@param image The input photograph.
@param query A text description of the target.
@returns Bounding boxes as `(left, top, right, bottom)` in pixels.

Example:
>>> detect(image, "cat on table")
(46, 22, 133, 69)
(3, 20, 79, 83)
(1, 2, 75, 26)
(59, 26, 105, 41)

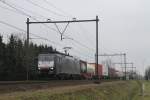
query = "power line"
(28, 18, 98, 52)
(0, 17, 96, 70)
(0, 1, 99, 72)
(58, 35, 95, 60)
(38, 0, 101, 55)
(41, 0, 92, 47)
(25, 0, 67, 18)
(1, 0, 95, 52)
(0, 0, 59, 33)
(0, 20, 62, 47)
(9, 0, 49, 19)
(0, 1, 59, 33)
(0, 1, 95, 54)
(71, 38, 95, 52)
(77, 23, 117, 54)
(61, 34, 95, 52)
(1, 0, 97, 59)
(70, 41, 94, 59)
(67, 24, 97, 52)
(77, 24, 95, 45)
(0, 0, 34, 19)
(42, 0, 95, 50)
(0, 20, 26, 33)
(41, 0, 73, 18)
(0, 4, 20, 14)
(71, 49, 93, 61)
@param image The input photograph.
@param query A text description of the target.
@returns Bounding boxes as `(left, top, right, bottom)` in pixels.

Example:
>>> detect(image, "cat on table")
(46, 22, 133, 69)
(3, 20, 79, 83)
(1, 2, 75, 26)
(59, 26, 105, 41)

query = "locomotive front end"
(38, 54, 55, 74)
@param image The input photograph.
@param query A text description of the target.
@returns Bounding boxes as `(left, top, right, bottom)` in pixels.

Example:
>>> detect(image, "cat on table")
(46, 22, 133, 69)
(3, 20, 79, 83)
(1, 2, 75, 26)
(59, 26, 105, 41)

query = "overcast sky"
(0, 0, 150, 75)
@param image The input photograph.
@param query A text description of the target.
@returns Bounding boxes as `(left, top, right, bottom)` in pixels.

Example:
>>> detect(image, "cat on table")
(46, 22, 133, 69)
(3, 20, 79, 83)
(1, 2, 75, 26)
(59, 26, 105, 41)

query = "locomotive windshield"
(38, 54, 54, 69)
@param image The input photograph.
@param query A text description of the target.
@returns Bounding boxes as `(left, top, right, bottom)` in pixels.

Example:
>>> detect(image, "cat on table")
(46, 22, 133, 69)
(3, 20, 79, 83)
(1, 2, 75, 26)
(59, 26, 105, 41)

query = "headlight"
(50, 67, 54, 69)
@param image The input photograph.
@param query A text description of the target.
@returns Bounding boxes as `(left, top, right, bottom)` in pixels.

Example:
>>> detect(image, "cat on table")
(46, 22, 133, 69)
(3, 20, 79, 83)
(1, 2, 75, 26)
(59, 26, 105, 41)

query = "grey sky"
(0, 0, 150, 75)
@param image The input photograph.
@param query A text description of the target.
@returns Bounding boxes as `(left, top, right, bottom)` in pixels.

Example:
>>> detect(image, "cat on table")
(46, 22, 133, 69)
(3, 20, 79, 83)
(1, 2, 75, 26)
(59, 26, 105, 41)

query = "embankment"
(0, 81, 141, 100)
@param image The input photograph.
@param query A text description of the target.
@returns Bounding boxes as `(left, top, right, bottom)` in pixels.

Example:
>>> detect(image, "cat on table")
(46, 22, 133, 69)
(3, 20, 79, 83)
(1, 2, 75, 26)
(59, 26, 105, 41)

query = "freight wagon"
(86, 63, 103, 79)
(85, 63, 95, 79)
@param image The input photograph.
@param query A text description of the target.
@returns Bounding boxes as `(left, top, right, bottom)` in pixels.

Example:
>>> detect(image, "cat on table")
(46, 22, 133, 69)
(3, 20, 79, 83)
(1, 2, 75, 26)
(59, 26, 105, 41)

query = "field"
(0, 80, 147, 100)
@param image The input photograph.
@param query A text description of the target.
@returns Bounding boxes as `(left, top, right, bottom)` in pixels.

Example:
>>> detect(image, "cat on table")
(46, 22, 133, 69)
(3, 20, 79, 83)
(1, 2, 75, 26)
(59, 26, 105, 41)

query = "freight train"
(38, 52, 123, 79)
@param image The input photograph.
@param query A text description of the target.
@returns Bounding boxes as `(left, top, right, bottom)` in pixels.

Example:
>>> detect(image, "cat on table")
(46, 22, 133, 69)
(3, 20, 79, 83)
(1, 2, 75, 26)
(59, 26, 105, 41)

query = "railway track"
(0, 80, 118, 94)
(0, 79, 117, 85)
(0, 80, 49, 85)
(0, 80, 94, 85)
(0, 80, 97, 94)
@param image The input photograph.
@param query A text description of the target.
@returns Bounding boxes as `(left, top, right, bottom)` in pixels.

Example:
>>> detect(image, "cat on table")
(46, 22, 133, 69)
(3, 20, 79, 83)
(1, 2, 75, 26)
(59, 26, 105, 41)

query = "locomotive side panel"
(80, 60, 87, 73)
(55, 55, 81, 75)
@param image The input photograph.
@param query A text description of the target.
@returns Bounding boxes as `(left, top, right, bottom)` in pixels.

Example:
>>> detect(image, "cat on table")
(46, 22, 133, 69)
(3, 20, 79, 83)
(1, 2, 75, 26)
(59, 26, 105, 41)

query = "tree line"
(0, 34, 57, 81)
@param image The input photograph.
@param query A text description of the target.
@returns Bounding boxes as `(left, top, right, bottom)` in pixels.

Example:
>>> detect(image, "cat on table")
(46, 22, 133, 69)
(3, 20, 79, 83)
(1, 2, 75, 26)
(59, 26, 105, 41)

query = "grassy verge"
(0, 81, 141, 100)
(133, 81, 150, 100)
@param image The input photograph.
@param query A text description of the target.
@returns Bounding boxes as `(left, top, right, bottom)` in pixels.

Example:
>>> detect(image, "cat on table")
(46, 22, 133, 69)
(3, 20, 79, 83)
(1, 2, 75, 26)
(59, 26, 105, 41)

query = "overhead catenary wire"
(0, 3, 95, 54)
(61, 39, 94, 62)
(38, 1, 97, 53)
(0, 4, 20, 14)
(0, 3, 46, 20)
(0, 1, 59, 36)
(25, 0, 67, 18)
(76, 23, 114, 54)
(9, 0, 49, 19)
(0, 20, 62, 47)
(40, 0, 87, 43)
(27, 20, 96, 52)
(0, 20, 95, 60)
(42, 2, 98, 53)
(0, 0, 34, 19)
(41, 0, 73, 18)
(55, 23, 70, 35)
(77, 24, 95, 45)
(77, 23, 120, 55)
(71, 49, 93, 62)
(0, 20, 95, 59)
(67, 25, 96, 50)
(72, 38, 95, 52)
(62, 34, 95, 52)
(1, 0, 95, 52)
(70, 41, 94, 59)
(0, 0, 59, 33)
(0, 0, 97, 59)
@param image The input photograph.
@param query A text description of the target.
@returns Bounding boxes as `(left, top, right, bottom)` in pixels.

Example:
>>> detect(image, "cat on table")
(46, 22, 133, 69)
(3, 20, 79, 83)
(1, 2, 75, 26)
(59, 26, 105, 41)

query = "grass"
(132, 80, 150, 100)
(0, 81, 142, 100)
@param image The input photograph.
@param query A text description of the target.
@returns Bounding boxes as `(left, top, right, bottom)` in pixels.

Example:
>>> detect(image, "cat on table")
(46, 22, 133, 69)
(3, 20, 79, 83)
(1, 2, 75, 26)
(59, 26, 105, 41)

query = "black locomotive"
(38, 53, 87, 79)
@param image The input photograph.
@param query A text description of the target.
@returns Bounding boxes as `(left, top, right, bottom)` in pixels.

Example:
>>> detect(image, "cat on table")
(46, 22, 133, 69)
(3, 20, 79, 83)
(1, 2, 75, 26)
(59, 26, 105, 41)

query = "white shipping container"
(87, 63, 95, 74)
(102, 62, 108, 76)
(116, 71, 124, 77)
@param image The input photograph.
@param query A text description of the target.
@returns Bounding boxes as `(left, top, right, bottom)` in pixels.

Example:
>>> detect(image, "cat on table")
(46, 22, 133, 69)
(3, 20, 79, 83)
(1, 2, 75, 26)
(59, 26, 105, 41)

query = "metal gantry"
(113, 62, 136, 79)
(26, 16, 99, 80)
(98, 53, 127, 79)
